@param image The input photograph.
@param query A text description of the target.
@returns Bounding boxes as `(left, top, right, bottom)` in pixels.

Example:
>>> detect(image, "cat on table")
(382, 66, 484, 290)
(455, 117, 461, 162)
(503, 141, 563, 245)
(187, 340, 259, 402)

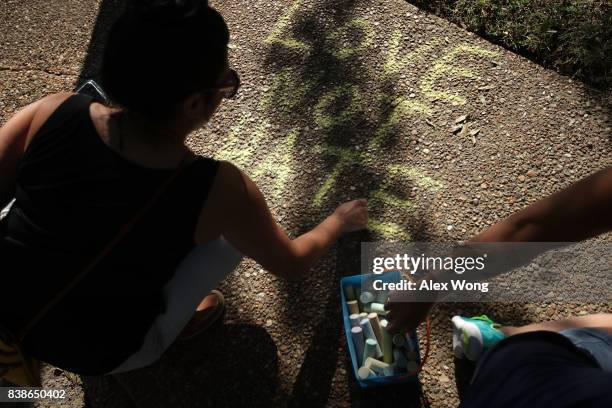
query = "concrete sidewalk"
(1, 0, 609, 407)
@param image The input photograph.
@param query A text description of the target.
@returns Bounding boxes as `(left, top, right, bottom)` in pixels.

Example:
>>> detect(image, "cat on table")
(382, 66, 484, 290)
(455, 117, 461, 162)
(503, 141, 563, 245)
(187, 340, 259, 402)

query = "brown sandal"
(178, 290, 226, 340)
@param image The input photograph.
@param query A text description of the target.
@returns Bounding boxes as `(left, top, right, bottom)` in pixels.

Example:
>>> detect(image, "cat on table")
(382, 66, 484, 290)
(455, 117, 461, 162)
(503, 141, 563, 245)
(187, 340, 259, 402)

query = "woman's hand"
(333, 199, 368, 233)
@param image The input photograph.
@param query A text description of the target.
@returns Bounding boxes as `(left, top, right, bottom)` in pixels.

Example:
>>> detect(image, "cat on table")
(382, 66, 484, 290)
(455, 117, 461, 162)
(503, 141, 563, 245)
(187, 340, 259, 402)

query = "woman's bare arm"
(196, 161, 368, 280)
(471, 166, 612, 243)
(0, 93, 73, 208)
(386, 167, 612, 333)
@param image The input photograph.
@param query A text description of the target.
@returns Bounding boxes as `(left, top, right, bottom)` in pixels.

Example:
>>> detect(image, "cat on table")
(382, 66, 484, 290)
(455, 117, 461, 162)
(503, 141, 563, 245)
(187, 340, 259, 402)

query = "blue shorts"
(560, 328, 612, 372)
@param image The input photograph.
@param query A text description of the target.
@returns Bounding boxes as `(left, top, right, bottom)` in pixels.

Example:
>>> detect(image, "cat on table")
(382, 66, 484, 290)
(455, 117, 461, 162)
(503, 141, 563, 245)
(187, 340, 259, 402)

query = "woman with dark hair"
(0, 0, 368, 376)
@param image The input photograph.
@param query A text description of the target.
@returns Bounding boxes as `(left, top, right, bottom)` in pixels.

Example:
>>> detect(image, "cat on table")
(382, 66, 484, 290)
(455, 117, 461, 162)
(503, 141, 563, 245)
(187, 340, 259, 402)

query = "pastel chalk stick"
(379, 319, 394, 364)
(359, 319, 382, 357)
(370, 303, 386, 314)
(364, 357, 389, 374)
(351, 326, 365, 364)
(368, 312, 383, 345)
(363, 338, 378, 366)
(358, 366, 375, 379)
(347, 300, 359, 315)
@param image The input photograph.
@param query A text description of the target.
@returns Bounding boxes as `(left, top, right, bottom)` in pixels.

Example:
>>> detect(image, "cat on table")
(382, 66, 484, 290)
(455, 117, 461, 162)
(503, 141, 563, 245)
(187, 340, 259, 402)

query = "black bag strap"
(17, 153, 194, 340)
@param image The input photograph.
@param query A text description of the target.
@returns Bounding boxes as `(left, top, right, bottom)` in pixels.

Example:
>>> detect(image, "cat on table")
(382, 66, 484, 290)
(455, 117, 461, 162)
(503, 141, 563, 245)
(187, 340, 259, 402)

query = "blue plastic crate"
(340, 272, 421, 388)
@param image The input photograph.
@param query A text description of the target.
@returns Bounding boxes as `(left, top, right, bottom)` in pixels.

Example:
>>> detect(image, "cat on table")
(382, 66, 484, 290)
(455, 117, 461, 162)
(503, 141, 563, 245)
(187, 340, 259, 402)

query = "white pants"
(109, 237, 243, 374)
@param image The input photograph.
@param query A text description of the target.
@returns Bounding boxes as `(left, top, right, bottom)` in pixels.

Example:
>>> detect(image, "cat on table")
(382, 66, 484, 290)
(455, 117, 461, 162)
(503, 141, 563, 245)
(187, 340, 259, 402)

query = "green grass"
(410, 0, 611, 89)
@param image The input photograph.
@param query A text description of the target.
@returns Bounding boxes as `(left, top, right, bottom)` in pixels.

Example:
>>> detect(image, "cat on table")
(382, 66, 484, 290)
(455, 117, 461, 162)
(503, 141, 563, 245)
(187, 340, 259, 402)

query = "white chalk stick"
(370, 303, 386, 314)
(379, 319, 394, 364)
(351, 326, 365, 364)
(349, 313, 361, 328)
(359, 319, 382, 357)
(363, 338, 378, 366)
(364, 357, 389, 374)
(358, 366, 375, 380)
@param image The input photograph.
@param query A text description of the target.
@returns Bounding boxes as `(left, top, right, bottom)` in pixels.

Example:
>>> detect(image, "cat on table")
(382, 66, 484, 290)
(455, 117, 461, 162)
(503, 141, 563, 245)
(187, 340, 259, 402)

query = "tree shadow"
(74, 0, 437, 405)
(260, 0, 434, 328)
(83, 322, 280, 407)
(76, 0, 126, 87)
(257, 1, 440, 404)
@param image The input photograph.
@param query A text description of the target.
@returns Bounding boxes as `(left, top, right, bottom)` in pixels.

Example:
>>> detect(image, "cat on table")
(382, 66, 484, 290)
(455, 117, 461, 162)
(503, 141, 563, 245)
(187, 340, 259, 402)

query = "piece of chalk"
(375, 290, 389, 304)
(363, 304, 372, 313)
(379, 319, 394, 364)
(392, 333, 407, 347)
(359, 318, 375, 341)
(359, 319, 383, 357)
(360, 291, 375, 304)
(362, 338, 378, 366)
(370, 303, 386, 314)
(364, 357, 390, 374)
(359, 312, 368, 319)
(358, 366, 375, 380)
(393, 348, 408, 369)
(344, 284, 356, 301)
(351, 326, 365, 364)
(349, 313, 361, 327)
(347, 300, 359, 315)
(368, 312, 383, 345)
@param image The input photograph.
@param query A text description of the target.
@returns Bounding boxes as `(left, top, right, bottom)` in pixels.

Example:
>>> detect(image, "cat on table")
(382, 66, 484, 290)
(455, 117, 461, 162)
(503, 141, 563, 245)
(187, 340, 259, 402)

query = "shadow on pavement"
(258, 0, 438, 404)
(83, 322, 279, 407)
(75, 0, 436, 405)
(348, 380, 427, 408)
(77, 0, 126, 86)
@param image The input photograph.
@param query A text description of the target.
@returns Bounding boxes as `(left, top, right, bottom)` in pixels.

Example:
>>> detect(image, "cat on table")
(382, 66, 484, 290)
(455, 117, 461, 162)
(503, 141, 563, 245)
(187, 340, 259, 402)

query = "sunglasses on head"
(203, 69, 240, 99)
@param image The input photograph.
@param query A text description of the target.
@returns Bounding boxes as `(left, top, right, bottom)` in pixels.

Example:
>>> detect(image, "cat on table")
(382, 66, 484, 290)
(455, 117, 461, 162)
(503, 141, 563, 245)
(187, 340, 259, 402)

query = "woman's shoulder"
(24, 92, 79, 146)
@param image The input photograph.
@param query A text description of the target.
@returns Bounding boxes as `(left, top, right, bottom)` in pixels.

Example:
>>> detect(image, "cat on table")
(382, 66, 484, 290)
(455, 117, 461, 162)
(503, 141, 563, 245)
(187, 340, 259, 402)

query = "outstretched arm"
(471, 167, 612, 243)
(196, 161, 368, 280)
(386, 167, 612, 333)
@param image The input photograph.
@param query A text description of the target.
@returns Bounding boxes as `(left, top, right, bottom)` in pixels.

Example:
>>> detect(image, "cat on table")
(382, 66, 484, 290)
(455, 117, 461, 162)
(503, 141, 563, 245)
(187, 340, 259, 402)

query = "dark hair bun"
(101, 0, 229, 117)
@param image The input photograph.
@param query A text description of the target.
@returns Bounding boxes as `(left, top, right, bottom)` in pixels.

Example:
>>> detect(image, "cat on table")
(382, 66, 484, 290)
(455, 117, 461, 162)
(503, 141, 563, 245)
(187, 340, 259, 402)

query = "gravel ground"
(1, 0, 610, 407)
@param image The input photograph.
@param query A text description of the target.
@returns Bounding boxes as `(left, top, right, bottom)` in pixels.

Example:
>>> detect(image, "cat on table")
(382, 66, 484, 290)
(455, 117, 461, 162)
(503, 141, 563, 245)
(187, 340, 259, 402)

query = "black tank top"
(0, 94, 219, 374)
